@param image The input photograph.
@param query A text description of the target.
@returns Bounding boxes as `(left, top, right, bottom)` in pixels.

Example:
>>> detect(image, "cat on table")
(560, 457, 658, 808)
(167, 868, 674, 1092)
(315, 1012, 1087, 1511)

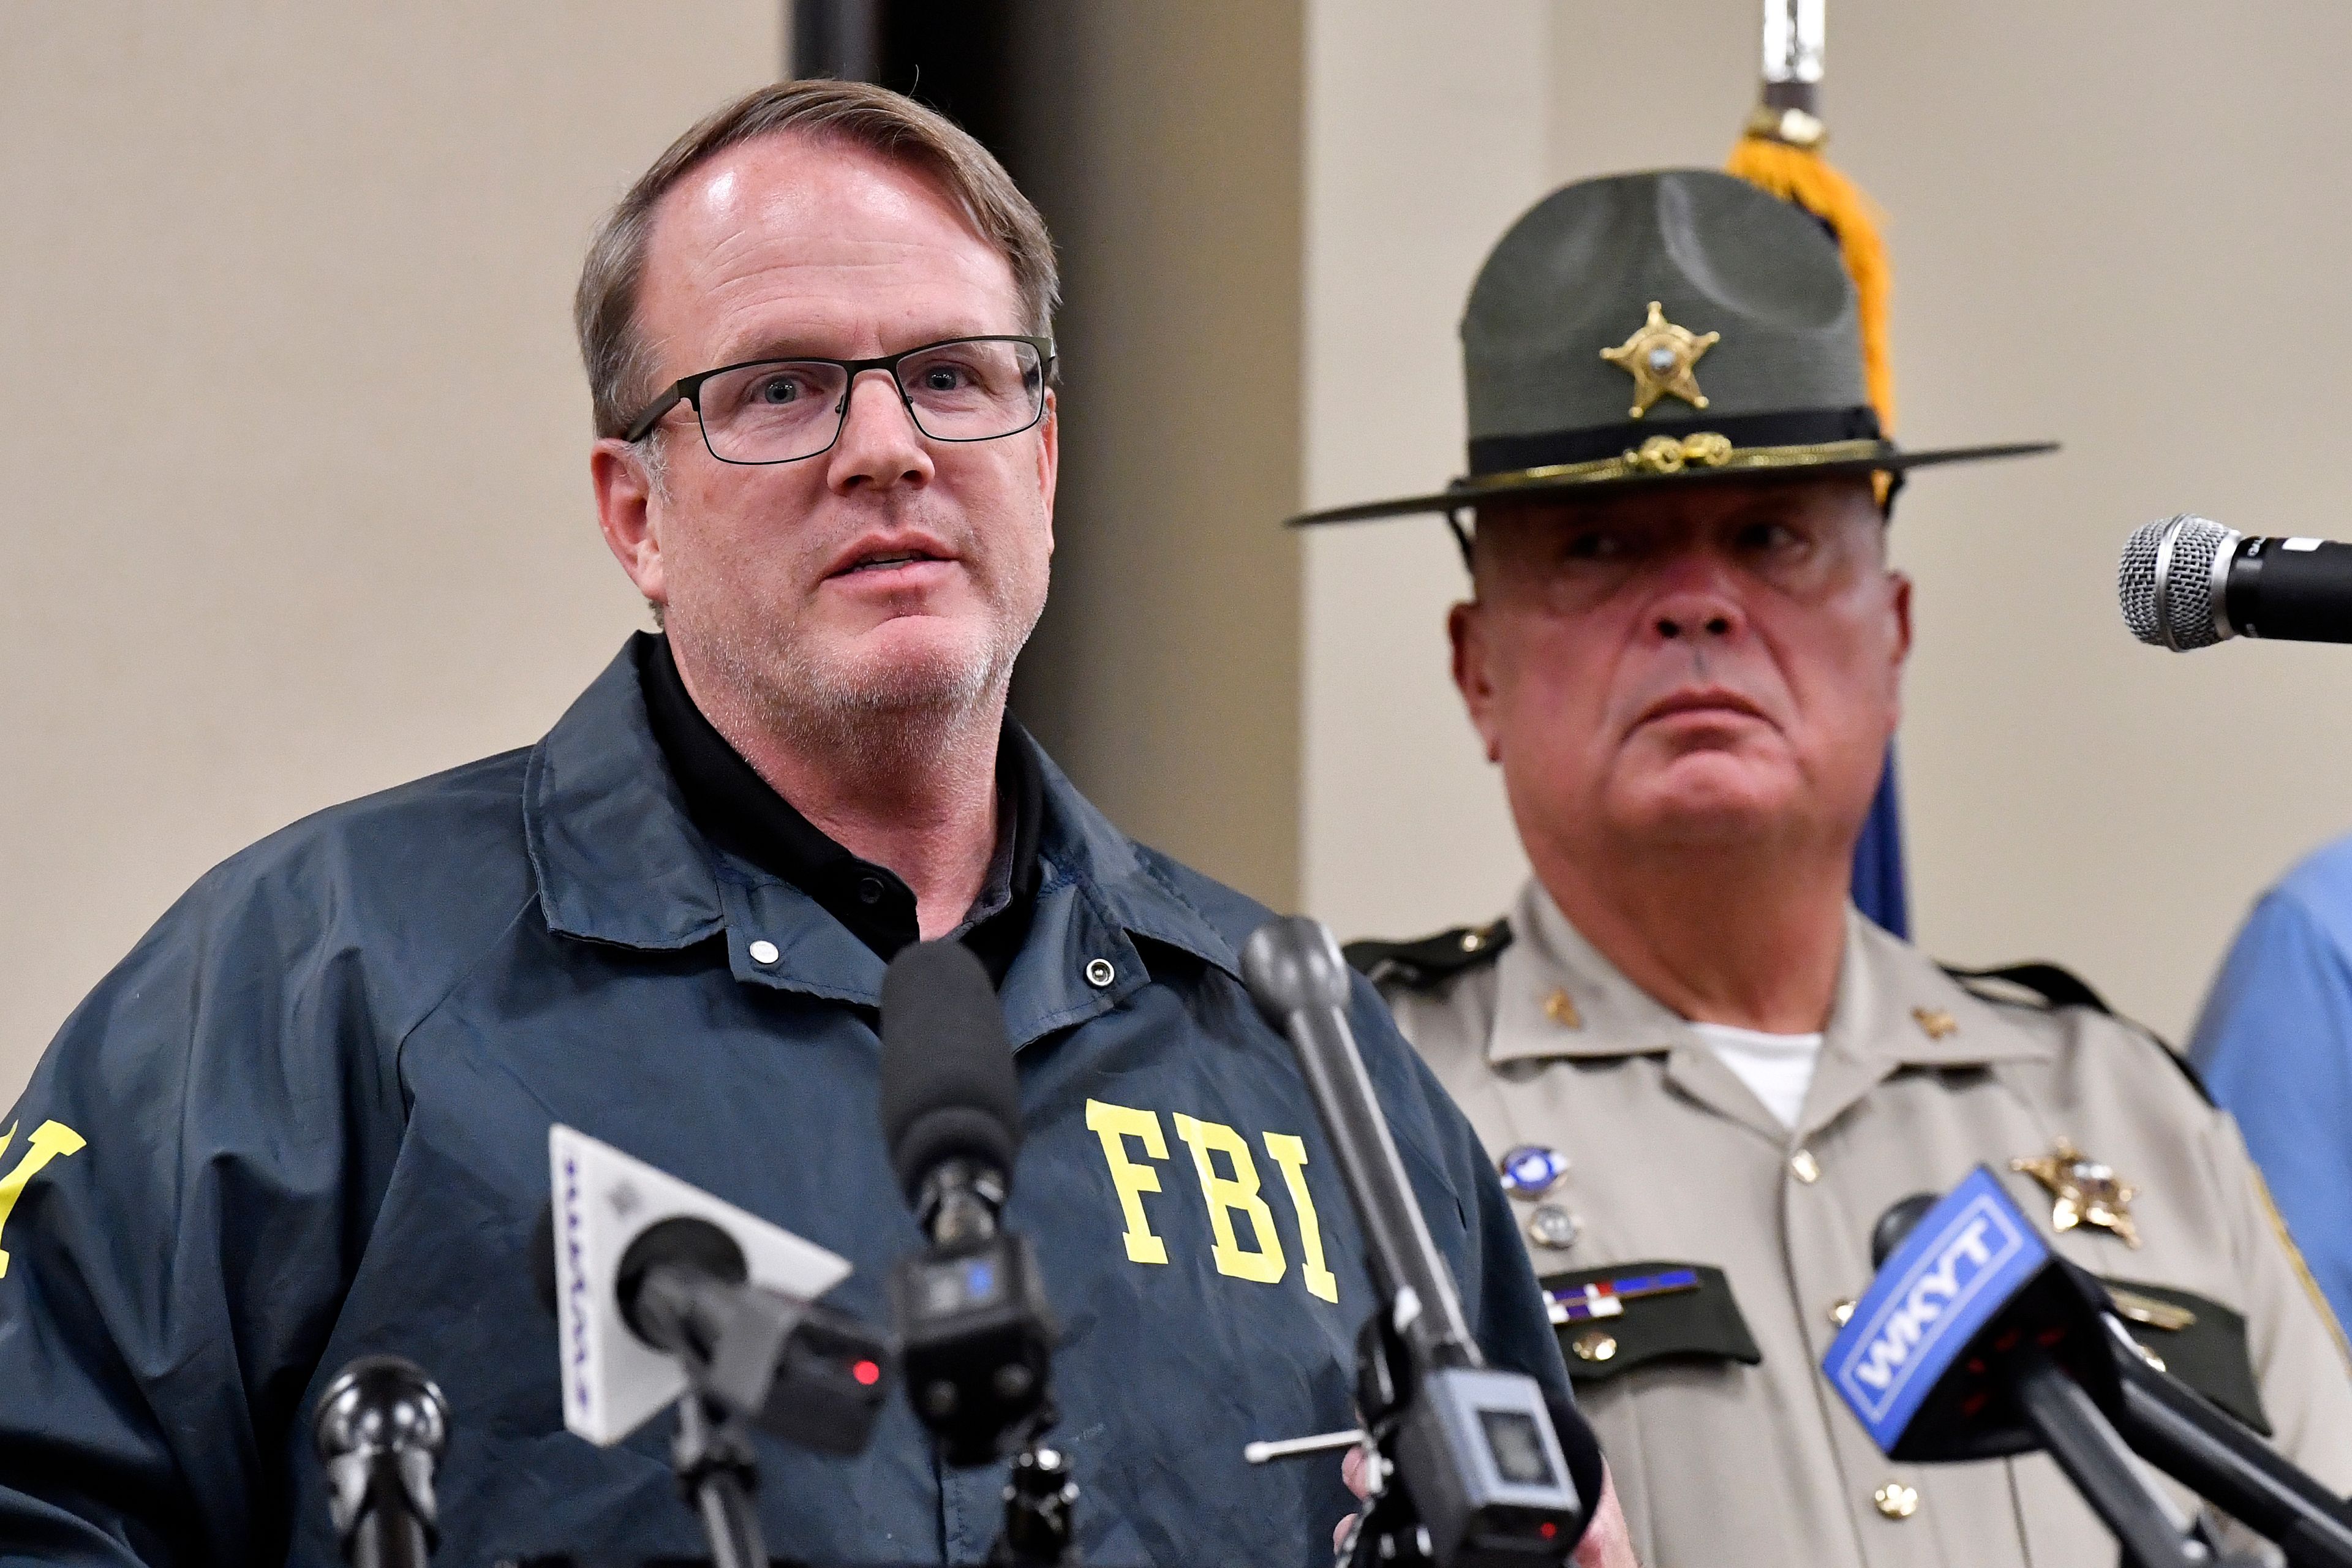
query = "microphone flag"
(548, 1124, 851, 1446)
(1823, 1166, 2049, 1453)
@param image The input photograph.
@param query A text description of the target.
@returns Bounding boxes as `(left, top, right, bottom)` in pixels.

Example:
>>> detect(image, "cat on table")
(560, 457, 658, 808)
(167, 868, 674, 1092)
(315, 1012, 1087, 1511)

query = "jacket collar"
(522, 641, 1238, 1038)
(525, 641, 727, 952)
(1487, 876, 2055, 1137)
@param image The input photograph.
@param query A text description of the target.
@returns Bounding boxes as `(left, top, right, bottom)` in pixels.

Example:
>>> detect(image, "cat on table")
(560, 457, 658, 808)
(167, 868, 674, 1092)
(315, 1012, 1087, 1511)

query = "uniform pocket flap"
(1538, 1259, 1761, 1384)
(2101, 1276, 2270, 1436)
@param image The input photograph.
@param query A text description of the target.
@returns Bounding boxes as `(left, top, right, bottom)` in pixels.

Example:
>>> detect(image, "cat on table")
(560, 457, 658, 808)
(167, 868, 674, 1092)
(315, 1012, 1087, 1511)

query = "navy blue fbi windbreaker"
(0, 641, 1571, 1568)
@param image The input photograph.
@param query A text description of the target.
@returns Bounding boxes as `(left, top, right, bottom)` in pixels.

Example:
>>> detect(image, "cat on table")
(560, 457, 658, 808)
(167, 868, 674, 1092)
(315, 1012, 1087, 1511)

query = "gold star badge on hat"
(1600, 301, 1721, 418)
(2013, 1136, 2141, 1248)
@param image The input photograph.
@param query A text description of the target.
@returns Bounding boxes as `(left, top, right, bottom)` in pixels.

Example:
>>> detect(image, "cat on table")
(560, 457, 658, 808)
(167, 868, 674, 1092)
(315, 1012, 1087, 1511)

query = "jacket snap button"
(748, 940, 780, 966)
(1084, 957, 1116, 989)
(1873, 1482, 1919, 1520)
(1790, 1148, 1821, 1183)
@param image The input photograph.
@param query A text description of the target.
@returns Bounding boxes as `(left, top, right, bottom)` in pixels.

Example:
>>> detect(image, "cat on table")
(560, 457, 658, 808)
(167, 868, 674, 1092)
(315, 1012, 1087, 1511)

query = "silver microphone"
(2120, 514, 2352, 649)
(2118, 514, 2238, 651)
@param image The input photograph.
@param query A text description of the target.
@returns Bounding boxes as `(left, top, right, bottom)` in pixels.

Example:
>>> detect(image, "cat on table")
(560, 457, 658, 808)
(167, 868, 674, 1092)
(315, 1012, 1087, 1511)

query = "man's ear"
(1885, 569, 1913, 722)
(592, 437, 666, 611)
(1449, 599, 1506, 764)
(1035, 389, 1059, 554)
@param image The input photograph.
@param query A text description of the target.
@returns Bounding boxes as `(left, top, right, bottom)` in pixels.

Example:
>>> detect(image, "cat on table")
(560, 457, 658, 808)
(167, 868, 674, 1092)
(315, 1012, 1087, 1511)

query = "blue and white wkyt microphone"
(1824, 1167, 2209, 1568)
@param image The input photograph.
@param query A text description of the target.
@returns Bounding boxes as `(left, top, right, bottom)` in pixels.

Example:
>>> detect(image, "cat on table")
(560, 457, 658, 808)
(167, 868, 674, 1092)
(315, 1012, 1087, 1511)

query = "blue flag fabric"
(1852, 744, 1909, 938)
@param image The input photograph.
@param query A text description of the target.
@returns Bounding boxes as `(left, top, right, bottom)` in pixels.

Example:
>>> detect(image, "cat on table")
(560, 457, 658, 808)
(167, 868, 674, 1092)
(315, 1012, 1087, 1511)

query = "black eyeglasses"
(622, 334, 1055, 466)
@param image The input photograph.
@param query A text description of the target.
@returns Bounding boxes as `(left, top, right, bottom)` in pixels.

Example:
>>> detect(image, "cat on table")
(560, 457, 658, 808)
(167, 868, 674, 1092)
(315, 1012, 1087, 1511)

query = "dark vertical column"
(790, 0, 882, 81)
(783, 1, 1306, 910)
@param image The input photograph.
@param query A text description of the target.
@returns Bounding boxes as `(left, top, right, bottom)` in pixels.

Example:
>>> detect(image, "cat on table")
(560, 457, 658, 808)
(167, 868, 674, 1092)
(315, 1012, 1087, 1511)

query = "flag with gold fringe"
(1727, 0, 1910, 937)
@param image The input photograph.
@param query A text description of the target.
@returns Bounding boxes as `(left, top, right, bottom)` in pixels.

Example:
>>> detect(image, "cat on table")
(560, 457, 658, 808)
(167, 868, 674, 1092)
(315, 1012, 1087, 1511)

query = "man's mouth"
(825, 532, 960, 580)
(842, 549, 942, 575)
(1635, 687, 1769, 728)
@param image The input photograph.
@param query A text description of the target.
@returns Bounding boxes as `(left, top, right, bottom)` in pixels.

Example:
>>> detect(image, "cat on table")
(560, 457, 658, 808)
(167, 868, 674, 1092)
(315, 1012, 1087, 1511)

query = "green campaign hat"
(1289, 168, 2054, 527)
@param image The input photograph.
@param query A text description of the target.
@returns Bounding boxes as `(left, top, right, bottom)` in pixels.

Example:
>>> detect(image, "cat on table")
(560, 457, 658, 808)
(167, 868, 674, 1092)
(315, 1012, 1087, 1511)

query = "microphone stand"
(990, 1411, 1081, 1567)
(2098, 1319, 2352, 1568)
(669, 1393, 768, 1568)
(2010, 1349, 2216, 1568)
(1243, 916, 1583, 1568)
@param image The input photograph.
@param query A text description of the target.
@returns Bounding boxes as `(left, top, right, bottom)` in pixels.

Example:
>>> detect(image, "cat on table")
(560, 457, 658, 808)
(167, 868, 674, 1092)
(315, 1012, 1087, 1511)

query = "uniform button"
(1790, 1148, 1821, 1183)
(1873, 1482, 1920, 1520)
(1571, 1330, 1616, 1363)
(1084, 957, 1117, 989)
(1460, 930, 1485, 953)
(1830, 1297, 1856, 1327)
(748, 940, 780, 966)
(856, 875, 885, 905)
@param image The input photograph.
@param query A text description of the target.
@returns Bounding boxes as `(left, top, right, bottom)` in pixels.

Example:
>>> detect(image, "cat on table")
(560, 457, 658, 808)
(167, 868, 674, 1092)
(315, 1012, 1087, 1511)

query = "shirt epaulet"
(1344, 919, 1513, 990)
(1943, 959, 2211, 1104)
(1941, 960, 2115, 1016)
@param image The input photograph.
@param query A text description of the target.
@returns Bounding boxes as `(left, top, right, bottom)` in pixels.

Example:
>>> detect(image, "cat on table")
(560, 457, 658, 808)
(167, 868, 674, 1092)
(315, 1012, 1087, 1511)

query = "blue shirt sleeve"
(2190, 875, 2352, 1338)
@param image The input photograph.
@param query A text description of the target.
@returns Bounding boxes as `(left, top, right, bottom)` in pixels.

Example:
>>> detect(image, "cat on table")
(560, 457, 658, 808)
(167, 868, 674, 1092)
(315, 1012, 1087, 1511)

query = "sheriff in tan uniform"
(1359, 886, 2352, 1568)
(1292, 165, 2352, 1568)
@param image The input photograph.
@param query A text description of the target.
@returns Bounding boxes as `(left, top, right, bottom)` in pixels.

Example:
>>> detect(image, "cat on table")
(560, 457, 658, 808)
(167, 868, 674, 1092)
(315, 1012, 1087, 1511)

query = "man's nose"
(824, 369, 935, 492)
(1647, 583, 1747, 644)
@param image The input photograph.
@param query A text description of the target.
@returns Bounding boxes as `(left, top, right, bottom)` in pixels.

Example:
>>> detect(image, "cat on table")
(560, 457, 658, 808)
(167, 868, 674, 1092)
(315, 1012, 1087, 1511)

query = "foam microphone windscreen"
(879, 939, 1022, 1206)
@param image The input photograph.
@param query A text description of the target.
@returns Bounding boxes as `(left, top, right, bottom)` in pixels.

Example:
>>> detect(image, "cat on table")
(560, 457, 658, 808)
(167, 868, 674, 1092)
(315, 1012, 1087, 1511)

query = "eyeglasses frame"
(620, 333, 1058, 466)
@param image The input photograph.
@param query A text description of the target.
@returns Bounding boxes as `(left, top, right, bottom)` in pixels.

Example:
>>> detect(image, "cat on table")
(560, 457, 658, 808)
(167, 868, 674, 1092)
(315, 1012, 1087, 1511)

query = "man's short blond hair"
(574, 79, 1060, 441)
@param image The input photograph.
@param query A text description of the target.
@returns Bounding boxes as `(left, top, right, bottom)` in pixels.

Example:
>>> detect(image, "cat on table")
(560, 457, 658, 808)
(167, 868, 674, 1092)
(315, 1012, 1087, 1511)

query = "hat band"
(1458, 434, 1888, 492)
(1467, 405, 1883, 478)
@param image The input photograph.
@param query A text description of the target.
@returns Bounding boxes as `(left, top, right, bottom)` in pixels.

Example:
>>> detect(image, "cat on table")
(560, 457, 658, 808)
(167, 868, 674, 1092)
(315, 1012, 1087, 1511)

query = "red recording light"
(1539, 1522, 1557, 1540)
(851, 1359, 882, 1387)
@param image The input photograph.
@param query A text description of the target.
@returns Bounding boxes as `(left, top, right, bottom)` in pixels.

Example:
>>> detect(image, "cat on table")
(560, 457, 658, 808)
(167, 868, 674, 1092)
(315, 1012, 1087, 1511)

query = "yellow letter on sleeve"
(1171, 1114, 1287, 1285)
(1085, 1099, 1170, 1265)
(0, 1121, 87, 1278)
(1261, 1131, 1340, 1303)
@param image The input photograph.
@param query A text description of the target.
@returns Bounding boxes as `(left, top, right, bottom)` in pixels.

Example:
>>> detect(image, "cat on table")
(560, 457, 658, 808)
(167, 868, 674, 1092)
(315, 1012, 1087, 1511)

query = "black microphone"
(2120, 515, 2352, 649)
(1243, 915, 1594, 1567)
(879, 939, 1056, 1468)
(314, 1355, 451, 1568)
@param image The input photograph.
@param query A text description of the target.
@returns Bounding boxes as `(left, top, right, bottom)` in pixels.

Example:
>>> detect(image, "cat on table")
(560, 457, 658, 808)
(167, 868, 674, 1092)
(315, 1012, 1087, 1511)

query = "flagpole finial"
(1754, 0, 1826, 145)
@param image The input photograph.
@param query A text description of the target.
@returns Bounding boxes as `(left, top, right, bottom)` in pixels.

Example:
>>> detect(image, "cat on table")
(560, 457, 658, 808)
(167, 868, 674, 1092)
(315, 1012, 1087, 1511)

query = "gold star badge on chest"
(2013, 1136, 2141, 1248)
(1599, 300, 1721, 418)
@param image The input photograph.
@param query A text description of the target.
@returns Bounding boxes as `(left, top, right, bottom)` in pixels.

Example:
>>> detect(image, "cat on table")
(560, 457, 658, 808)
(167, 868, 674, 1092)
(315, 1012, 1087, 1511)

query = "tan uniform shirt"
(1374, 878, 2352, 1568)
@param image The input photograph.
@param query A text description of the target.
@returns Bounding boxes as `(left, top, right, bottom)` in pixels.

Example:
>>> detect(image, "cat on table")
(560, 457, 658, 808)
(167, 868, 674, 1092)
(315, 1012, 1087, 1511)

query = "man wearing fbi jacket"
(0, 81, 1614, 1568)
(1308, 166, 2352, 1568)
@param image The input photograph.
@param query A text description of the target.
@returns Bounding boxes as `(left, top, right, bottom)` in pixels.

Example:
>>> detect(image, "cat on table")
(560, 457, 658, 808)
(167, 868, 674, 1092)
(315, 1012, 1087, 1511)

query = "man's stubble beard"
(676, 522, 1049, 766)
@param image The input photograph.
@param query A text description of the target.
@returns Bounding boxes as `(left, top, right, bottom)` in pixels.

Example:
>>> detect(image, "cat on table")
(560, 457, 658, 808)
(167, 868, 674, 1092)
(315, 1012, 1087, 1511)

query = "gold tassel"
(1725, 134, 1895, 434)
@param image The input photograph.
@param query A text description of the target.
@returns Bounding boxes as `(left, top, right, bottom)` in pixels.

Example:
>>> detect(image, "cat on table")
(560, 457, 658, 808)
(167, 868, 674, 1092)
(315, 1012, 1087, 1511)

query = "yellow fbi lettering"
(0, 1120, 87, 1278)
(1085, 1098, 1338, 1303)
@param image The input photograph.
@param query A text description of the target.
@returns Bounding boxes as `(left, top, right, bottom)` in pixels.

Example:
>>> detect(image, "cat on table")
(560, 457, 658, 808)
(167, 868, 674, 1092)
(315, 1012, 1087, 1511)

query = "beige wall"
(1302, 0, 2352, 1041)
(1004, 0, 1305, 911)
(1302, 0, 1551, 945)
(14, 2, 2351, 1104)
(0, 6, 780, 1098)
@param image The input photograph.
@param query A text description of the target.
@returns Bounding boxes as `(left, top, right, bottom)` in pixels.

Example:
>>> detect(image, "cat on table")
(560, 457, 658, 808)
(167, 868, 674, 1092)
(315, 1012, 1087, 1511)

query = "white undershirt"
(1689, 1022, 1825, 1130)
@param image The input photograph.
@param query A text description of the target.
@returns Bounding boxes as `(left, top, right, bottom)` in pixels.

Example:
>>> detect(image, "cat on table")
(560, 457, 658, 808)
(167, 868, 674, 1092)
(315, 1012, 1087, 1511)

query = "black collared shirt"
(636, 634, 1042, 979)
